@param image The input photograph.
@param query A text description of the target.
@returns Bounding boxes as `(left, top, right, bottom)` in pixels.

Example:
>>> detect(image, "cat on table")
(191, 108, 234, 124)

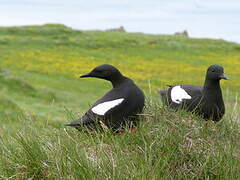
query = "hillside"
(0, 24, 240, 179)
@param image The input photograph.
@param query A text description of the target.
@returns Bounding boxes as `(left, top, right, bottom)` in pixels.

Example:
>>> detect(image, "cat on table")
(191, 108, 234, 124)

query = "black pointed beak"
(80, 72, 91, 78)
(220, 73, 228, 80)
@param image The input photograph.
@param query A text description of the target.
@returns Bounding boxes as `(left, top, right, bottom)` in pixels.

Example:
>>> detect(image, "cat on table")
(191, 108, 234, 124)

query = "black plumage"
(159, 65, 228, 121)
(67, 64, 145, 132)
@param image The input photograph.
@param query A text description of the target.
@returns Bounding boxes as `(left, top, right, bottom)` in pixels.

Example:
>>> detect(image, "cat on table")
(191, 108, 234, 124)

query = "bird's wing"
(171, 85, 203, 110)
(91, 98, 124, 116)
(180, 85, 203, 98)
(158, 85, 203, 109)
(170, 85, 192, 104)
(90, 87, 126, 116)
(67, 88, 125, 130)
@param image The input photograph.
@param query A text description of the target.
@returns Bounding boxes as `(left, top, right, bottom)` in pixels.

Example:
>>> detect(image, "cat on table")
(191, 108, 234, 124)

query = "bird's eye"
(211, 70, 215, 72)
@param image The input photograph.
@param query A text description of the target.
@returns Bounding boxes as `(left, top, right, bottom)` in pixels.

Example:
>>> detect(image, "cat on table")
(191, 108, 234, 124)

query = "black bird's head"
(206, 64, 228, 81)
(80, 64, 124, 82)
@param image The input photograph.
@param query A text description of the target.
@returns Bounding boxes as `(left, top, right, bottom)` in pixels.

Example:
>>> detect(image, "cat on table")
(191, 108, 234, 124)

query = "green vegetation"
(0, 24, 239, 179)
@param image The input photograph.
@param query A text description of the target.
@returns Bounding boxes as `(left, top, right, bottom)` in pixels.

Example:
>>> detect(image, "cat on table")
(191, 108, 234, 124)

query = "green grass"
(1, 101, 240, 179)
(0, 24, 240, 179)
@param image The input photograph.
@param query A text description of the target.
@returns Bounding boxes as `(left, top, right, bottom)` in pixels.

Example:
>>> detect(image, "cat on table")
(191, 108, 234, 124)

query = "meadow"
(0, 24, 240, 179)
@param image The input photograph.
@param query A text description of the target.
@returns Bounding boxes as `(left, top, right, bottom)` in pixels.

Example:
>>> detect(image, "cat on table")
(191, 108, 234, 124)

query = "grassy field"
(0, 24, 240, 179)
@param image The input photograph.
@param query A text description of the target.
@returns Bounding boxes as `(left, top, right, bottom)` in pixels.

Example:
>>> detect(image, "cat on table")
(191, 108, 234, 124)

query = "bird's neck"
(111, 76, 128, 88)
(203, 78, 223, 101)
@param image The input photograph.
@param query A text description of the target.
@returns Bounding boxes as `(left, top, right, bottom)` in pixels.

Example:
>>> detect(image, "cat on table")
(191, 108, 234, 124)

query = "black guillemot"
(67, 64, 145, 133)
(158, 65, 228, 121)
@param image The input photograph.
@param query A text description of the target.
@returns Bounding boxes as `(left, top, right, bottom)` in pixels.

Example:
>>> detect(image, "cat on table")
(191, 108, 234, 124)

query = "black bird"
(67, 64, 145, 133)
(158, 65, 228, 121)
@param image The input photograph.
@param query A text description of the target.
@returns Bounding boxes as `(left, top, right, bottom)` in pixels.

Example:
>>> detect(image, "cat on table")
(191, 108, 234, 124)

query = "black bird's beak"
(80, 72, 91, 78)
(220, 73, 228, 80)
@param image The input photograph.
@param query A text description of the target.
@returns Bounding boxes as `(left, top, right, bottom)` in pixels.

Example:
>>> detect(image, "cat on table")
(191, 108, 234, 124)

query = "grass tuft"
(0, 100, 240, 179)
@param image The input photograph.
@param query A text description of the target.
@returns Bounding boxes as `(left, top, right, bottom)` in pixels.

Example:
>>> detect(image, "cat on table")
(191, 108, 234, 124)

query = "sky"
(0, 0, 239, 43)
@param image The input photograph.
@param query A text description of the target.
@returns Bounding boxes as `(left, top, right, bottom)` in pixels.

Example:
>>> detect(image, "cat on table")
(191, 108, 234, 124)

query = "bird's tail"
(65, 122, 78, 127)
(66, 117, 101, 131)
(157, 89, 167, 97)
(157, 88, 169, 105)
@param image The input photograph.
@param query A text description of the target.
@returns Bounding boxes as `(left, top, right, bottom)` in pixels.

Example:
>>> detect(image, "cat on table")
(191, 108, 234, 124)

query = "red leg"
(117, 131, 126, 135)
(129, 128, 137, 134)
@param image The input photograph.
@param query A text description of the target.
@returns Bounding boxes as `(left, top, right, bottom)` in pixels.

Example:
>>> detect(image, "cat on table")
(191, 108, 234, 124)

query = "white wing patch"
(171, 86, 191, 104)
(91, 98, 124, 115)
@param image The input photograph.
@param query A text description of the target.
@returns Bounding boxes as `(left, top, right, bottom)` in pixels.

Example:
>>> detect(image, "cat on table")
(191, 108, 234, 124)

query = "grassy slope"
(0, 24, 240, 179)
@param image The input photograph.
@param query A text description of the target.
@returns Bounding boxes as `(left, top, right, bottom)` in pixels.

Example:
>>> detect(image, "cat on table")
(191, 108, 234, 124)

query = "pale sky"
(0, 0, 239, 43)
